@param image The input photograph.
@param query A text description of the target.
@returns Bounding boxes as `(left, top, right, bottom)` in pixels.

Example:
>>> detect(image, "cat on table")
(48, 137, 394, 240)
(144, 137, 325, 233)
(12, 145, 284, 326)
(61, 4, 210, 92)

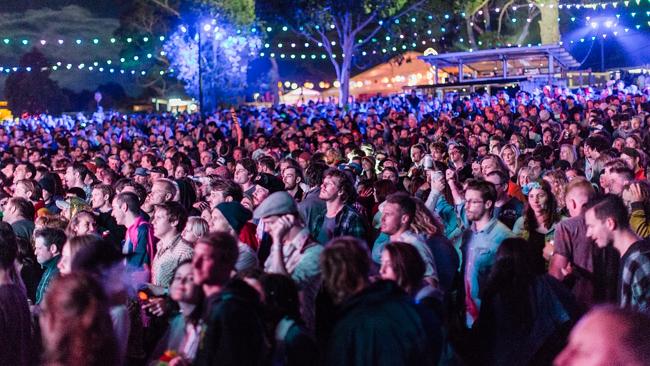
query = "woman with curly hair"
(543, 170, 569, 215)
(40, 272, 118, 366)
(513, 179, 563, 274)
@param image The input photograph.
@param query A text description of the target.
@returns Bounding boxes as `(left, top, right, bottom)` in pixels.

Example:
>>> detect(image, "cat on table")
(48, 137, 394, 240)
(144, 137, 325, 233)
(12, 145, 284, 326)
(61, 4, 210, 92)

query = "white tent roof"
(280, 87, 322, 105)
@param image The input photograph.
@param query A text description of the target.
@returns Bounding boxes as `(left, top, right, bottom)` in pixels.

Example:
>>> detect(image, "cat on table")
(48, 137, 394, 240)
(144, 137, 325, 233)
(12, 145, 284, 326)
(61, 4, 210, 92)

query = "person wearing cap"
(56, 196, 91, 221)
(133, 167, 150, 187)
(209, 202, 258, 273)
(254, 191, 323, 332)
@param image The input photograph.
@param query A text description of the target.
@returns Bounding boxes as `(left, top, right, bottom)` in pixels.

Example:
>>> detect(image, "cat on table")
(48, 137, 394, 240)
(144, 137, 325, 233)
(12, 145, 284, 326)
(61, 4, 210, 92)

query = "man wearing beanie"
(210, 201, 258, 273)
(39, 174, 62, 215)
(254, 191, 323, 332)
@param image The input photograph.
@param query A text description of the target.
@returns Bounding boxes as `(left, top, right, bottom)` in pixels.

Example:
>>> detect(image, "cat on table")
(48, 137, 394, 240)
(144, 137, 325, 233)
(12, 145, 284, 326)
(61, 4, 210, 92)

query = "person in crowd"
(3, 197, 35, 242)
(484, 170, 524, 230)
(585, 194, 650, 311)
(321, 236, 438, 366)
(58, 234, 98, 275)
(374, 192, 438, 285)
(181, 216, 210, 246)
(150, 201, 193, 288)
(314, 168, 367, 244)
(90, 183, 124, 247)
(142, 178, 178, 215)
(148, 260, 203, 365)
(621, 147, 646, 180)
(625, 181, 650, 238)
(254, 191, 323, 332)
(190, 231, 268, 366)
(63, 162, 92, 198)
(460, 179, 515, 328)
(298, 161, 328, 239)
(260, 273, 318, 366)
(554, 306, 650, 366)
(66, 210, 98, 237)
(474, 237, 579, 366)
(548, 178, 619, 307)
(282, 165, 305, 202)
(234, 158, 258, 195)
(209, 201, 259, 272)
(40, 272, 119, 366)
(111, 192, 155, 274)
(513, 179, 562, 272)
(33, 227, 66, 305)
(0, 236, 33, 366)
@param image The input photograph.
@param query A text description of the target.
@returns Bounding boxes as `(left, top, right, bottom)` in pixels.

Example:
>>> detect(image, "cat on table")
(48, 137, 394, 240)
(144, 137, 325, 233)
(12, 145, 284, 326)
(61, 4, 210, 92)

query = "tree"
(457, 0, 559, 49)
(257, 0, 432, 106)
(4, 48, 68, 115)
(164, 18, 262, 110)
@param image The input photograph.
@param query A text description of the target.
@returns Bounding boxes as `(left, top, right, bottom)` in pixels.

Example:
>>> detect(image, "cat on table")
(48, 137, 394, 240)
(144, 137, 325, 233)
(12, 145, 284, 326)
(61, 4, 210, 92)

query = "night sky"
(0, 1, 648, 101)
(0, 1, 134, 98)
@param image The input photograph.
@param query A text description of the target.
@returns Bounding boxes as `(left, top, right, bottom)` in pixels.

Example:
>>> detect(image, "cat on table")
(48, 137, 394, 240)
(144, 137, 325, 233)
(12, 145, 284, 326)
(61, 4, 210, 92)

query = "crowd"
(1, 79, 650, 366)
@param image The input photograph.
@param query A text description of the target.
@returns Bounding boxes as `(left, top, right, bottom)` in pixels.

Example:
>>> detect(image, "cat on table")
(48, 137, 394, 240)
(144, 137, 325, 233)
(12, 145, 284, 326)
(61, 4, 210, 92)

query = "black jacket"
(324, 280, 438, 366)
(194, 279, 268, 366)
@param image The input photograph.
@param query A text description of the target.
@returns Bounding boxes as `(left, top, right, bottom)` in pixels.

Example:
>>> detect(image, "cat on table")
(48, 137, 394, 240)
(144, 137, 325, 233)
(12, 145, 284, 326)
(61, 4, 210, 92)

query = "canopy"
(280, 87, 322, 105)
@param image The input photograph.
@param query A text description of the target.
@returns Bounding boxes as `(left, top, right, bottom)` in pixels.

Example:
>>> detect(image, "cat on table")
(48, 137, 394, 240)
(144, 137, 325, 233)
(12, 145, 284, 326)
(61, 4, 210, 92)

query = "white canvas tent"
(280, 87, 322, 105)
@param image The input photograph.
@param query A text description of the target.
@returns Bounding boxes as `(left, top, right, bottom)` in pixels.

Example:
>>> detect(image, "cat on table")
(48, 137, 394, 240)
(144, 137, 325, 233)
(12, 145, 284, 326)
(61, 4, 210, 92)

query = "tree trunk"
(537, 0, 560, 45)
(466, 18, 477, 47)
(338, 42, 354, 107)
(269, 57, 280, 105)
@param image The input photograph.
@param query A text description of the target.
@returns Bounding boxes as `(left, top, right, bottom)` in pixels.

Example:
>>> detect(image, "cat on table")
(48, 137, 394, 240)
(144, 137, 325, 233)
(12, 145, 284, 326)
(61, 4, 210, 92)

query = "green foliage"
(199, 0, 256, 26)
(4, 48, 68, 115)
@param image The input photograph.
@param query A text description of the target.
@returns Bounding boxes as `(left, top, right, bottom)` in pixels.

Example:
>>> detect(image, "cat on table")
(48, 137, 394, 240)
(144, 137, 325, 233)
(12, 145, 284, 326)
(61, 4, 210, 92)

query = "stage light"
(605, 20, 613, 28)
(591, 21, 598, 29)
(203, 24, 212, 32)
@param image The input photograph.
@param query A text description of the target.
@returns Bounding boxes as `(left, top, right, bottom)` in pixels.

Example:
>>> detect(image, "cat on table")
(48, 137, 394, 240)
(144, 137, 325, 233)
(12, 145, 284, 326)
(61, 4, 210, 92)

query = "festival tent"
(321, 51, 448, 99)
(280, 87, 322, 105)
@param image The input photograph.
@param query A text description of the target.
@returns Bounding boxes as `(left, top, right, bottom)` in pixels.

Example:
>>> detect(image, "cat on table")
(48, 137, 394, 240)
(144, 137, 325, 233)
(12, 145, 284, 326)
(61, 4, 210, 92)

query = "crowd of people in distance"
(1, 78, 650, 366)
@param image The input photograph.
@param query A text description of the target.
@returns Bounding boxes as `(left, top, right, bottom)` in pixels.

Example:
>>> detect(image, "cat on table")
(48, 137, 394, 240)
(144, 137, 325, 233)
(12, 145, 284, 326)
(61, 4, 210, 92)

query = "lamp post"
(198, 25, 205, 113)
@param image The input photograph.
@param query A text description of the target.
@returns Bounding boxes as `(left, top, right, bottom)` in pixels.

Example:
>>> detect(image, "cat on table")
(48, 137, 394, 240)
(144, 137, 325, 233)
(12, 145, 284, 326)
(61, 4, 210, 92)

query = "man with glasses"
(459, 179, 514, 328)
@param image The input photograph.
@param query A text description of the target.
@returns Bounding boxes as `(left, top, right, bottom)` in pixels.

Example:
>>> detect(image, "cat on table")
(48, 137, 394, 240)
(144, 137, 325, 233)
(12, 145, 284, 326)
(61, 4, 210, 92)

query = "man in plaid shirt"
(585, 194, 650, 312)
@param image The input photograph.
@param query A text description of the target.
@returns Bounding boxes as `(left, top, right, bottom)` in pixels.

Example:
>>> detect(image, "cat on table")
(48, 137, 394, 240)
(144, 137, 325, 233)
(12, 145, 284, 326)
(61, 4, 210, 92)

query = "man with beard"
(459, 179, 514, 328)
(282, 165, 304, 202)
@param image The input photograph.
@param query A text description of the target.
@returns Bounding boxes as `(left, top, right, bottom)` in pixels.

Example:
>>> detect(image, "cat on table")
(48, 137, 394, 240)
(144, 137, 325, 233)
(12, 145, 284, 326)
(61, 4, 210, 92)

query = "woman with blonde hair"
(499, 144, 520, 179)
(181, 216, 210, 247)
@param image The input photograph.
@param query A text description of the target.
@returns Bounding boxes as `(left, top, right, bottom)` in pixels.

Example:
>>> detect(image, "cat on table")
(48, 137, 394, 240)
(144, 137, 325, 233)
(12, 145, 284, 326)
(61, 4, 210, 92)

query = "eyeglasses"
(466, 199, 485, 206)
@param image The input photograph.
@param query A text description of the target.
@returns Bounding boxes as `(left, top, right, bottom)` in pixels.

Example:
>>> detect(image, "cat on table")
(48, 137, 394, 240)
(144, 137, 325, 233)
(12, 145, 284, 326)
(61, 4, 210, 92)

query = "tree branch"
(497, 0, 517, 37)
(146, 0, 180, 17)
